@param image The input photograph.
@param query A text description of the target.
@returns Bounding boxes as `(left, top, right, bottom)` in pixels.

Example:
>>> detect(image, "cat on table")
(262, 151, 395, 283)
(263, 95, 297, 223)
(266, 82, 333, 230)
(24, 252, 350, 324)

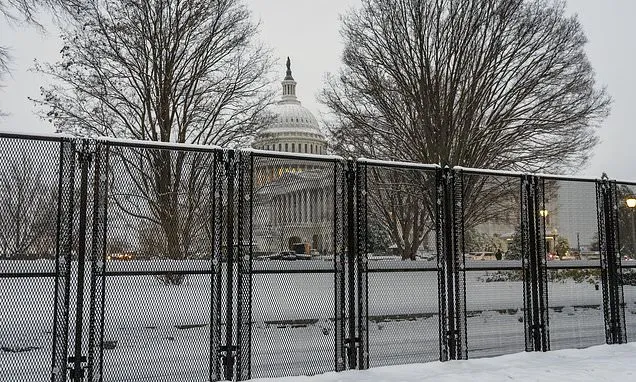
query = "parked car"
(107, 252, 134, 261)
(257, 253, 282, 261)
(416, 251, 436, 261)
(547, 252, 560, 261)
(465, 252, 497, 261)
(259, 251, 312, 261)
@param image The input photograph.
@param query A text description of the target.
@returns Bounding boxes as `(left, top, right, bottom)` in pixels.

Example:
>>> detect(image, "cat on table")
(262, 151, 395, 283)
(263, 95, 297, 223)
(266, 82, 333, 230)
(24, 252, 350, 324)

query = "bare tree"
(0, 155, 57, 258)
(323, 0, 610, 258)
(34, 0, 274, 283)
(36, 0, 273, 145)
(324, 0, 609, 171)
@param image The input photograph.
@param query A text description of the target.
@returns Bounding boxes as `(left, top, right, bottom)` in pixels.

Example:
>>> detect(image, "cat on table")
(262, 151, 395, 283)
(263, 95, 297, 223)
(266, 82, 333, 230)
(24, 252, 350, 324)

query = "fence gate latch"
(67, 355, 87, 380)
(219, 344, 238, 378)
(344, 336, 361, 367)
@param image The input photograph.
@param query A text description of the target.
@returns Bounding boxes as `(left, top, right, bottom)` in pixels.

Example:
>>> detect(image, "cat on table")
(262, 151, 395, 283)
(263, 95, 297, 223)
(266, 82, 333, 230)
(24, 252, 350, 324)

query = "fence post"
(344, 159, 358, 369)
(334, 160, 347, 372)
(521, 175, 549, 352)
(68, 139, 94, 382)
(437, 167, 467, 361)
(236, 151, 253, 381)
(86, 142, 108, 382)
(51, 139, 76, 382)
(210, 149, 223, 381)
(597, 175, 627, 344)
(355, 161, 369, 369)
(223, 149, 237, 381)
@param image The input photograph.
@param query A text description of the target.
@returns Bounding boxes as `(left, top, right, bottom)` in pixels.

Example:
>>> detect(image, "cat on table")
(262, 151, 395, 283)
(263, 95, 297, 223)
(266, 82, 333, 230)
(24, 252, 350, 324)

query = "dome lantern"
(281, 57, 299, 103)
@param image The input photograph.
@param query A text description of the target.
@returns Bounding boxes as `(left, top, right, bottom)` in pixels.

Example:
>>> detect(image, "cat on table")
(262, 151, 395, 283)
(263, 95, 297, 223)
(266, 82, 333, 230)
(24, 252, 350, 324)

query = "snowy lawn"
(245, 343, 636, 382)
(3, 260, 636, 380)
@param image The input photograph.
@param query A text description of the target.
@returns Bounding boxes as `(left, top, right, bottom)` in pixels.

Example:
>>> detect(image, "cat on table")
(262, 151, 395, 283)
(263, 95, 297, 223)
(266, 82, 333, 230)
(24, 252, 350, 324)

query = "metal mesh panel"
(251, 272, 335, 377)
(249, 153, 343, 378)
(100, 144, 217, 381)
(362, 164, 438, 366)
(464, 270, 525, 358)
(544, 180, 599, 262)
(7, 132, 636, 380)
(547, 268, 605, 349)
(366, 269, 439, 366)
(461, 173, 524, 358)
(544, 179, 604, 349)
(0, 136, 68, 381)
(615, 182, 636, 341)
(623, 267, 636, 341)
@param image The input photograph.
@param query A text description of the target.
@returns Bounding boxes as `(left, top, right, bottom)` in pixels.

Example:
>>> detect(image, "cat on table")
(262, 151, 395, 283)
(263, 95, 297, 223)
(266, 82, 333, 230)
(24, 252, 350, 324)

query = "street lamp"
(539, 209, 550, 254)
(626, 197, 636, 257)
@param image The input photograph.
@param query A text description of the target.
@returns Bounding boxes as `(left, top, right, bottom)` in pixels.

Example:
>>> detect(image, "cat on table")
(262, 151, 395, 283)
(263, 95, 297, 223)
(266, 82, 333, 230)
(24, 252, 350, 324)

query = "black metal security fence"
(0, 132, 633, 382)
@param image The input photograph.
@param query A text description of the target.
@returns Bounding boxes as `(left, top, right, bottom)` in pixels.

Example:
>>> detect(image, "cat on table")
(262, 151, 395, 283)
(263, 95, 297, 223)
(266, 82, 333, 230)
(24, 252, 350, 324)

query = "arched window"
(285, 143, 288, 151)
(278, 143, 282, 151)
(305, 143, 308, 153)
(291, 143, 295, 152)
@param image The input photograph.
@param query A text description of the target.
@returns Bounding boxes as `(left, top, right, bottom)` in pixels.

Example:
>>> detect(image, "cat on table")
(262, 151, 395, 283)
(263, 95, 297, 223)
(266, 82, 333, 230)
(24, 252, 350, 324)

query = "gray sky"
(0, 0, 634, 179)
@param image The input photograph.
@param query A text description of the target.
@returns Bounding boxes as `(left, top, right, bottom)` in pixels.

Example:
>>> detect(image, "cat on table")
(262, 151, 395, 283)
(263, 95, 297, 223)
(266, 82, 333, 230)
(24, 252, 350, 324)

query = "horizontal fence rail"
(0, 132, 633, 381)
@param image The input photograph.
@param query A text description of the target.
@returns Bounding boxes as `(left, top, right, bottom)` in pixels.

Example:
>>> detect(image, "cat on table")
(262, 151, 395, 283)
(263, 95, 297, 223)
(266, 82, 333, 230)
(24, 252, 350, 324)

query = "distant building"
(250, 58, 334, 255)
(552, 181, 598, 251)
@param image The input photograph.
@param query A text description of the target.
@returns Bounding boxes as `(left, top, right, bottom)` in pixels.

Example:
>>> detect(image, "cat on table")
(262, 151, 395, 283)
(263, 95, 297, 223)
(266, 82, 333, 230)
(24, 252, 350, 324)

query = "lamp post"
(626, 197, 636, 257)
(539, 209, 551, 254)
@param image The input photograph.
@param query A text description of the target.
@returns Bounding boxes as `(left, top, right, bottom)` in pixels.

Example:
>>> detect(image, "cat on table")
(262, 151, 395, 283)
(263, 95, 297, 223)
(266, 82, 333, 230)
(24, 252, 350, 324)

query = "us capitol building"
(250, 58, 335, 256)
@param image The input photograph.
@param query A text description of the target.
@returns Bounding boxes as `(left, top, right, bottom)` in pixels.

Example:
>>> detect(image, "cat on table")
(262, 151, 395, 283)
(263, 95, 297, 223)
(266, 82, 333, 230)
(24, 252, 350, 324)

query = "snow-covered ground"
(244, 343, 636, 382)
(2, 260, 636, 381)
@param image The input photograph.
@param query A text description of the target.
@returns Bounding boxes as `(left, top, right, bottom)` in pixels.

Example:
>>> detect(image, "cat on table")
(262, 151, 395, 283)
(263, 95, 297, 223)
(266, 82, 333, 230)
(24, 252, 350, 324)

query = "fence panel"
(0, 135, 70, 381)
(544, 179, 605, 350)
(248, 152, 345, 378)
(5, 133, 636, 380)
(615, 181, 636, 341)
(98, 143, 220, 381)
(460, 173, 526, 358)
(359, 162, 439, 367)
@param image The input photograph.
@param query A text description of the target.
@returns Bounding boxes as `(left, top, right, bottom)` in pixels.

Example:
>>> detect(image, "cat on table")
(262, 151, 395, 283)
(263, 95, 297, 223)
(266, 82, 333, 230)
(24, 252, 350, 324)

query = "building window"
(278, 143, 282, 151)
(292, 143, 295, 152)
(285, 143, 288, 151)
(305, 143, 308, 153)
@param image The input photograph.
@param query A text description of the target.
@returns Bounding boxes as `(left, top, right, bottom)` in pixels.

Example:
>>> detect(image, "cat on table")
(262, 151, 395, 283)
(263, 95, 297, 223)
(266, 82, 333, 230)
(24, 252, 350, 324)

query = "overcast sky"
(0, 0, 634, 179)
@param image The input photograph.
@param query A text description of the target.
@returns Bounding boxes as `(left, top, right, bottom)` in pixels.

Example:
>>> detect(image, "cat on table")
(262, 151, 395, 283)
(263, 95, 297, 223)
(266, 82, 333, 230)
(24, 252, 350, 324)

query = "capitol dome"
(252, 58, 327, 155)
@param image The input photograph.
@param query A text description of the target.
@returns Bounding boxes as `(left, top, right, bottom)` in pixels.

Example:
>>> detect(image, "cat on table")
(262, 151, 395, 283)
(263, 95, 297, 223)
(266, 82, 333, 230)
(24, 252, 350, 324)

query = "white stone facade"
(250, 59, 334, 255)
